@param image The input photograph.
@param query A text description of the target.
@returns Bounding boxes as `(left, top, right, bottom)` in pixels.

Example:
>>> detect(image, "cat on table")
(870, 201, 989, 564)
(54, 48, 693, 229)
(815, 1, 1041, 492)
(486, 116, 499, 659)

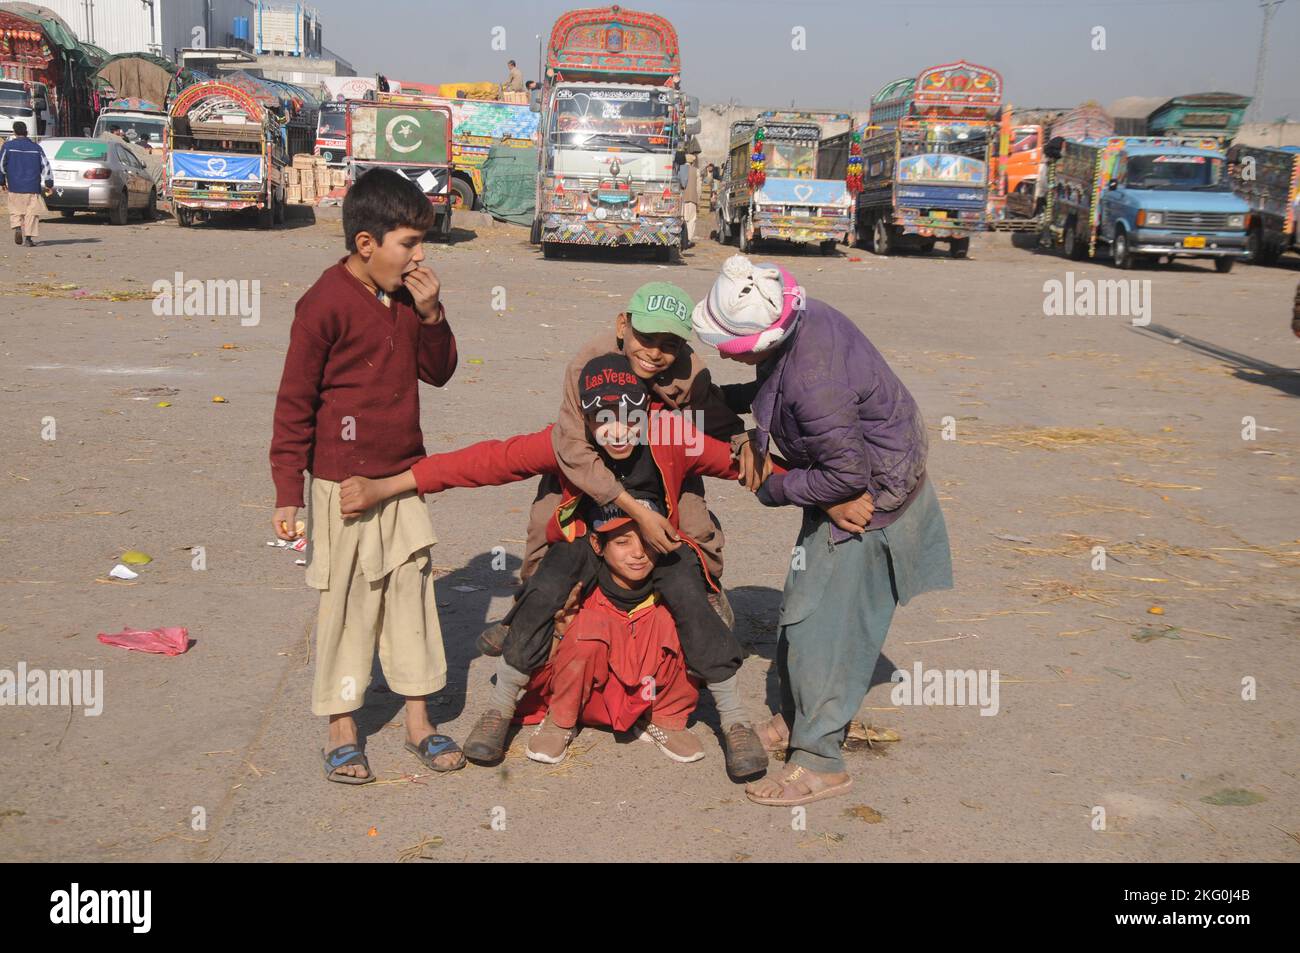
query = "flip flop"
(405, 733, 467, 773)
(322, 743, 376, 785)
(745, 764, 853, 807)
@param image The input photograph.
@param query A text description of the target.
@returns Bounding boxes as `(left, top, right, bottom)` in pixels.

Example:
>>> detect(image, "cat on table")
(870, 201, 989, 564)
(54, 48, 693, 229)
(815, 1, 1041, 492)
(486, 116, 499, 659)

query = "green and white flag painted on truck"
(351, 107, 448, 165)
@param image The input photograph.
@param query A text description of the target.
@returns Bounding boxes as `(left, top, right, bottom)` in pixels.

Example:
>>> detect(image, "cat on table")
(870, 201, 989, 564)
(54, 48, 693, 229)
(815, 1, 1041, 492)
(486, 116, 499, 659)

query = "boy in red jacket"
(516, 502, 704, 765)
(340, 354, 775, 777)
(270, 169, 464, 785)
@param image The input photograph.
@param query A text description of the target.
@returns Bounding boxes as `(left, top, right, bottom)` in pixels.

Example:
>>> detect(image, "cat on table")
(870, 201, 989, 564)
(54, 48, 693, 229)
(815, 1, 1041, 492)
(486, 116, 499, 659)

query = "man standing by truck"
(0, 121, 53, 247)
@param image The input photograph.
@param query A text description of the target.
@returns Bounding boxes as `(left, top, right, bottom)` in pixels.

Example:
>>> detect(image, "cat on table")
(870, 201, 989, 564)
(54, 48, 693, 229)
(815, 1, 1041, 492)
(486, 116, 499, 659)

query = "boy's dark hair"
(12, 120, 27, 136)
(342, 168, 436, 252)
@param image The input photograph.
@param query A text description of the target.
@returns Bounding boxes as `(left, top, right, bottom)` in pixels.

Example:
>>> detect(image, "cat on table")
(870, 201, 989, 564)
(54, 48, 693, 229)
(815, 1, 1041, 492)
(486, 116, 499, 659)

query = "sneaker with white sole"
(525, 716, 577, 764)
(635, 719, 704, 763)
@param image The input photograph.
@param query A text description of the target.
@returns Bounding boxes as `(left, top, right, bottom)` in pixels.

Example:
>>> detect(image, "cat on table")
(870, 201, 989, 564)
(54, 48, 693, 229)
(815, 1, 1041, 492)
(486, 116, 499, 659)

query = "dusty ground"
(1, 206, 1297, 863)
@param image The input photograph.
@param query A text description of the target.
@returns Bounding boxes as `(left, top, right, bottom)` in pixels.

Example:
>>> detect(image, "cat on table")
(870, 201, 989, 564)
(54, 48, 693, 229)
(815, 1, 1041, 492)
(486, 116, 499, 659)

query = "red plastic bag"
(96, 626, 191, 656)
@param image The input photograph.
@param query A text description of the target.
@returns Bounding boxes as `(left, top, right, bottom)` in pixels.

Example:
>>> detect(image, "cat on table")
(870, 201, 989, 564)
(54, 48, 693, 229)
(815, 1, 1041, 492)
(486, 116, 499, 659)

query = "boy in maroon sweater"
(270, 169, 464, 784)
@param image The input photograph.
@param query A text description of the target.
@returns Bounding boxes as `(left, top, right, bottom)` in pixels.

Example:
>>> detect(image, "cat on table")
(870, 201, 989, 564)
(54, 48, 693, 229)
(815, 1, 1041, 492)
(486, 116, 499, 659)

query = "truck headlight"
(1227, 214, 1245, 228)
(1144, 211, 1163, 227)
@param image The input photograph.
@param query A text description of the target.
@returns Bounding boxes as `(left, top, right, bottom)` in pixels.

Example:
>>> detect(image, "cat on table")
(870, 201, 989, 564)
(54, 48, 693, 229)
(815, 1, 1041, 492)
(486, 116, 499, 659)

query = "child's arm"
(338, 427, 559, 518)
(269, 305, 332, 536)
(685, 433, 789, 483)
(415, 312, 458, 386)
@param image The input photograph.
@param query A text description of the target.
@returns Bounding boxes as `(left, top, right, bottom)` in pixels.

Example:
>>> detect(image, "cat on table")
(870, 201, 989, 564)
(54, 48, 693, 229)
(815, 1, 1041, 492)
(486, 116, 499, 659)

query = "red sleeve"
(269, 303, 332, 508)
(412, 425, 560, 495)
(683, 434, 790, 482)
(416, 308, 457, 386)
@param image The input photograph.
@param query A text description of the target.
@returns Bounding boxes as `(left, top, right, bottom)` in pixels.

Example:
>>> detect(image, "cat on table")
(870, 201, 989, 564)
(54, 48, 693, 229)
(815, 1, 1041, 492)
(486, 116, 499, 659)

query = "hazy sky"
(313, 0, 1300, 120)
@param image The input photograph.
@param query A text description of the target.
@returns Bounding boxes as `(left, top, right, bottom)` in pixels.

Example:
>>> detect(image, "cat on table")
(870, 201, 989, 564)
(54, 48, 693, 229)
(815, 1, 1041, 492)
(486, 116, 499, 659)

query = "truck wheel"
(917, 238, 936, 254)
(529, 217, 542, 246)
(1214, 257, 1235, 274)
(738, 213, 754, 253)
(949, 237, 970, 259)
(450, 177, 475, 211)
(1111, 229, 1133, 269)
(853, 214, 870, 249)
(143, 188, 158, 222)
(258, 194, 275, 229)
(872, 217, 893, 256)
(108, 189, 129, 226)
(1063, 218, 1086, 261)
(176, 208, 192, 228)
(541, 241, 562, 259)
(819, 240, 837, 256)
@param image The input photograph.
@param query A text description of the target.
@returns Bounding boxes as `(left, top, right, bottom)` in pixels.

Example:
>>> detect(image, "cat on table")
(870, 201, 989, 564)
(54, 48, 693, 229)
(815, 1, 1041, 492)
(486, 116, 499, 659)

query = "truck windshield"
(0, 88, 31, 109)
(766, 140, 817, 178)
(318, 108, 347, 138)
(1126, 154, 1227, 191)
(95, 119, 165, 146)
(902, 123, 990, 161)
(552, 88, 673, 151)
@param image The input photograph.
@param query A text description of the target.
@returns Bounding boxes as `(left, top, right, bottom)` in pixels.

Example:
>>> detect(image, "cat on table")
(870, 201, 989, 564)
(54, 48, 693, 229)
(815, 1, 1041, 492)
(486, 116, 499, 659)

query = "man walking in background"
(0, 121, 53, 248)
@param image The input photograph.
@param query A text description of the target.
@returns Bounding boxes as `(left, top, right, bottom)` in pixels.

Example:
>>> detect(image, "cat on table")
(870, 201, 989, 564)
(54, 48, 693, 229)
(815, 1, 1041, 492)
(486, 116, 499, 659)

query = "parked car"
(38, 137, 157, 224)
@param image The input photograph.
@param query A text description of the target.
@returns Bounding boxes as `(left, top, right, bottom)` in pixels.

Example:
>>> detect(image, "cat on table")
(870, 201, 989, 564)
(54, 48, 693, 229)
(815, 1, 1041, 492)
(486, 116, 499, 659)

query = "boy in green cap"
(469, 283, 768, 777)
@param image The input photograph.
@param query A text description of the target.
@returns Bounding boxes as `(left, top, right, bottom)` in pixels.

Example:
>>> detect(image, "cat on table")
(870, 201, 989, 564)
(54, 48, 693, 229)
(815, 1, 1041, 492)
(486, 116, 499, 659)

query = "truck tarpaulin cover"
(95, 57, 175, 111)
(169, 152, 263, 182)
(480, 142, 536, 225)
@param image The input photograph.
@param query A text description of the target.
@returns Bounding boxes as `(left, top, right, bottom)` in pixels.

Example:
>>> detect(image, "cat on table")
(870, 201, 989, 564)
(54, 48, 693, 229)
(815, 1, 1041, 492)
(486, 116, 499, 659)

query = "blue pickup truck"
(1043, 136, 1251, 272)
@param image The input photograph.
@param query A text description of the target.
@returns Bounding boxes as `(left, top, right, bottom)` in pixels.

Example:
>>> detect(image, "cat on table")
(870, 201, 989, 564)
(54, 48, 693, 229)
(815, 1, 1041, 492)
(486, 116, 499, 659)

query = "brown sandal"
(745, 764, 853, 807)
(753, 712, 790, 753)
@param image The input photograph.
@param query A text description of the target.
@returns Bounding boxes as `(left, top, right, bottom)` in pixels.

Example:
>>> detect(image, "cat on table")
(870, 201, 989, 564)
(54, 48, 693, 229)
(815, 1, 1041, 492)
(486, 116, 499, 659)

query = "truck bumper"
(755, 214, 849, 244)
(1131, 229, 1249, 258)
(542, 212, 681, 246)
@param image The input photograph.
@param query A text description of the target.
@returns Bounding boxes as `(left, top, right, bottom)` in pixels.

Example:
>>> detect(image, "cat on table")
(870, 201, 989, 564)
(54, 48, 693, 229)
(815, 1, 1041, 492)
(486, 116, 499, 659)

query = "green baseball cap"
(626, 282, 695, 339)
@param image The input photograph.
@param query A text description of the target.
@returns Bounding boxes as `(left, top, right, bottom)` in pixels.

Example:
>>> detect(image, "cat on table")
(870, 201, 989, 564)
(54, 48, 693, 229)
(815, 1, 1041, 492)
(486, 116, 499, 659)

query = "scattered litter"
(367, 826, 378, 837)
(211, 395, 228, 403)
(108, 564, 139, 581)
(1103, 667, 1133, 679)
(1200, 788, 1265, 807)
(993, 533, 1032, 543)
(155, 401, 171, 408)
(294, 558, 307, 566)
(1133, 626, 1182, 644)
(1147, 606, 1165, 615)
(221, 343, 237, 349)
(397, 833, 444, 862)
(467, 358, 483, 365)
(120, 550, 152, 565)
(843, 804, 884, 824)
(847, 256, 862, 262)
(96, 626, 190, 656)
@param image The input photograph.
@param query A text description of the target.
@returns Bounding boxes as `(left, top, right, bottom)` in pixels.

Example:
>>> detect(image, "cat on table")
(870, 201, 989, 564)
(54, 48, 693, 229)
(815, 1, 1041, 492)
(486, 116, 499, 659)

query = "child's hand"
(736, 439, 772, 493)
(403, 266, 442, 323)
(821, 492, 874, 534)
(273, 506, 301, 540)
(552, 582, 585, 639)
(339, 476, 381, 519)
(635, 508, 682, 554)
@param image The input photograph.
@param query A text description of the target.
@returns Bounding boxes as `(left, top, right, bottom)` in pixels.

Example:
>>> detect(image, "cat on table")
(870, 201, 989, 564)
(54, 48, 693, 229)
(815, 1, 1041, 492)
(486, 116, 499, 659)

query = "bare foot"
(327, 713, 369, 780)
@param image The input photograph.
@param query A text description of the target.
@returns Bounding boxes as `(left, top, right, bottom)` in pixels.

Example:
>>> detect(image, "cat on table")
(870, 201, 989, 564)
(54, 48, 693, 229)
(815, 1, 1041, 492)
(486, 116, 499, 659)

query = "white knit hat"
(691, 255, 804, 355)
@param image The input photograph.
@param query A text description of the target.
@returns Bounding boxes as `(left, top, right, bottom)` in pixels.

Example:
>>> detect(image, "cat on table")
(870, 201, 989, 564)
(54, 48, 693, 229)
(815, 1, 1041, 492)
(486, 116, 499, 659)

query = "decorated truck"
(1041, 136, 1251, 272)
(1228, 143, 1300, 265)
(421, 95, 538, 210)
(347, 95, 454, 239)
(166, 80, 290, 228)
(531, 5, 700, 260)
(718, 115, 852, 254)
(843, 61, 1004, 258)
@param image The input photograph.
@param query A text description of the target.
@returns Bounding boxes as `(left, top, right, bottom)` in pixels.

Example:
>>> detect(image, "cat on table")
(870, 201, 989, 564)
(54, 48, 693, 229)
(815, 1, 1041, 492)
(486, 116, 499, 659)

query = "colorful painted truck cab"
(1147, 93, 1250, 148)
(426, 95, 538, 210)
(347, 95, 454, 239)
(718, 116, 851, 254)
(1042, 136, 1251, 272)
(315, 101, 349, 166)
(531, 5, 700, 260)
(166, 81, 290, 229)
(1228, 143, 1300, 265)
(844, 61, 1003, 258)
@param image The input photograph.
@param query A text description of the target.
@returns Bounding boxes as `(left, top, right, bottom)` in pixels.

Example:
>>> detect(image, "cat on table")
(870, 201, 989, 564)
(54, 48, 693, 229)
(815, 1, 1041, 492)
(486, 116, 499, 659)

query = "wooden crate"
(286, 185, 302, 204)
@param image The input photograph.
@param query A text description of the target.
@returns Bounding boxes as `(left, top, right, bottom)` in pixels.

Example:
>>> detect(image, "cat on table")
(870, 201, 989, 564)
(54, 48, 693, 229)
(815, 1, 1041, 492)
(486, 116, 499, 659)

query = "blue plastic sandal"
(322, 743, 376, 785)
(405, 734, 466, 773)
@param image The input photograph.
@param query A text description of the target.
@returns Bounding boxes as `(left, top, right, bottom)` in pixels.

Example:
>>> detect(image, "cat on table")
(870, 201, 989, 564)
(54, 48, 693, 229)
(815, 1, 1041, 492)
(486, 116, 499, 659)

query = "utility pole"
(1251, 0, 1286, 121)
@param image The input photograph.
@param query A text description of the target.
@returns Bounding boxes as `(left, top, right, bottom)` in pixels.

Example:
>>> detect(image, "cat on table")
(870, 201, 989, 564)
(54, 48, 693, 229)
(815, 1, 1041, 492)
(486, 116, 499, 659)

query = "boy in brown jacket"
(270, 169, 465, 784)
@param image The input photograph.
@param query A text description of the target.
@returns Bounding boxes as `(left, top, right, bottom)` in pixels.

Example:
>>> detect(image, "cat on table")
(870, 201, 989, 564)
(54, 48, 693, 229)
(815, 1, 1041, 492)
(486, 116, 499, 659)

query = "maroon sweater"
(270, 258, 457, 507)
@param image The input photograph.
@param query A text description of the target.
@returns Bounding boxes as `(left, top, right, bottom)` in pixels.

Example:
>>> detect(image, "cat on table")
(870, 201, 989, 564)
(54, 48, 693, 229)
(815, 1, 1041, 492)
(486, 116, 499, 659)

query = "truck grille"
(1162, 211, 1231, 229)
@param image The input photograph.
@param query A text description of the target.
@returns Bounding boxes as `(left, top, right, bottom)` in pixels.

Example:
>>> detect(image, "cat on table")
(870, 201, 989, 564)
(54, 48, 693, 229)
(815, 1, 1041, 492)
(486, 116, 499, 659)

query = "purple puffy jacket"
(752, 299, 928, 534)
